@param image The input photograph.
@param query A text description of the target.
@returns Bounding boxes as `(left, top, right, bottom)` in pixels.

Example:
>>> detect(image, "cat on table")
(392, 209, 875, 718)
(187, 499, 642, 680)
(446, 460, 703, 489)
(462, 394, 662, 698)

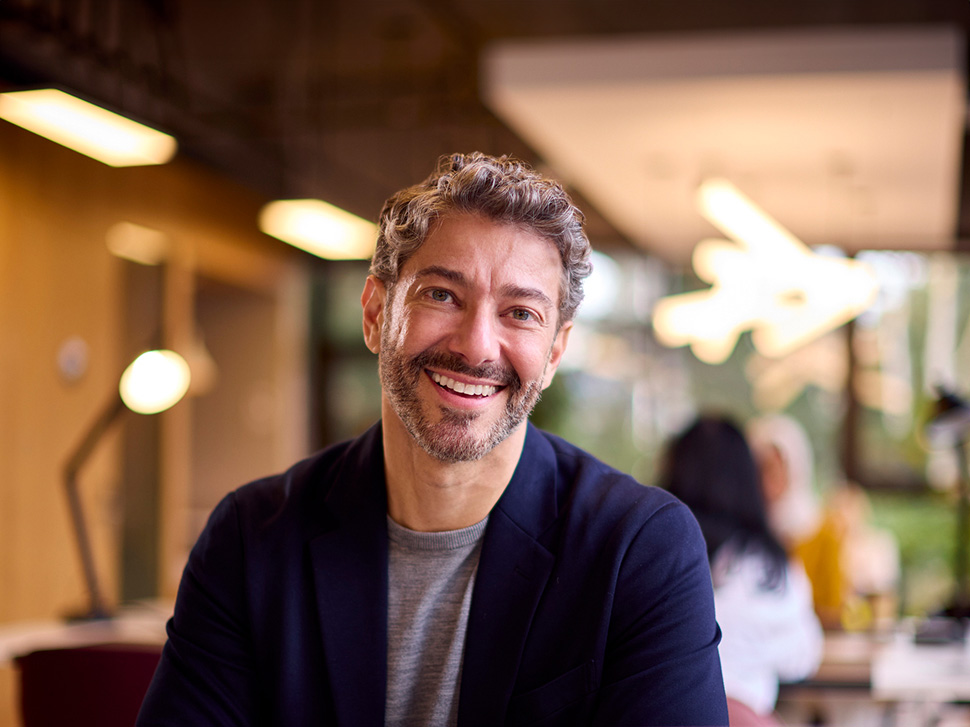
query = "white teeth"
(431, 372, 497, 397)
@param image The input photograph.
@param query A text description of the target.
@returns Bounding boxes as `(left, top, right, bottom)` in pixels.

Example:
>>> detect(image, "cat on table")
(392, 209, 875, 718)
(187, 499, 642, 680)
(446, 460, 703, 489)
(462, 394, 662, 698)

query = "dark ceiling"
(2, 0, 970, 249)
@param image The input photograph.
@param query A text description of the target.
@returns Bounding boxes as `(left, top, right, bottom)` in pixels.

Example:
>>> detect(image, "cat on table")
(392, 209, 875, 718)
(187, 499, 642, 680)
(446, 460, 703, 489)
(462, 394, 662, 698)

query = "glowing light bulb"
(119, 350, 191, 414)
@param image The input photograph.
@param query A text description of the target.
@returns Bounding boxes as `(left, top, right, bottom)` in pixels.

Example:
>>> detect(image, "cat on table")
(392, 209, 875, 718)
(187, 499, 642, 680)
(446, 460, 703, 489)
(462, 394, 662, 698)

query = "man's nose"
(448, 306, 500, 367)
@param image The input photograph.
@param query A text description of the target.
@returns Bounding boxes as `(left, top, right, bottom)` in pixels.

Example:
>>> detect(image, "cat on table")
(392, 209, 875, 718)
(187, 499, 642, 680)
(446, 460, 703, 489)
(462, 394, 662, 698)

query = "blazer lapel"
(458, 425, 559, 727)
(309, 424, 389, 727)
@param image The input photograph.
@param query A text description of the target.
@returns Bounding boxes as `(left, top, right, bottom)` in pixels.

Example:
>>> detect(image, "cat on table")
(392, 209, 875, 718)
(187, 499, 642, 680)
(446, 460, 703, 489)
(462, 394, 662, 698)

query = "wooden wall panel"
(0, 126, 124, 622)
(0, 119, 308, 626)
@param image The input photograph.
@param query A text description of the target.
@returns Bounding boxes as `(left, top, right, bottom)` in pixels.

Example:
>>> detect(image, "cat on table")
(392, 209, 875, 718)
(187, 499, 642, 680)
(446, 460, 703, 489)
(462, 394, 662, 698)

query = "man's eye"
(429, 289, 451, 302)
(510, 309, 533, 321)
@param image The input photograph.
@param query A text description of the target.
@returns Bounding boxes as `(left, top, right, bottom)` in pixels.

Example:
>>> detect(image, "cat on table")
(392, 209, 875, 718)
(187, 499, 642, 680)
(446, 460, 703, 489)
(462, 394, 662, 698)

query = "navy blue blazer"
(138, 422, 727, 726)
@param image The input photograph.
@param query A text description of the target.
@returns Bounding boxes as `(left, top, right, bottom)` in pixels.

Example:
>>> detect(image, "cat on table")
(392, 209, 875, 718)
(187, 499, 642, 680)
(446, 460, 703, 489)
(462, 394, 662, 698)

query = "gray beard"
(378, 335, 545, 463)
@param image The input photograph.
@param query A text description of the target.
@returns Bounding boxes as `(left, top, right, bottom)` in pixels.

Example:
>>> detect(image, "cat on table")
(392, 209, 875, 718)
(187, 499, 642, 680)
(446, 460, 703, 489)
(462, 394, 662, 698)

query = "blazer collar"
(491, 423, 561, 538)
(309, 422, 389, 727)
(458, 423, 560, 726)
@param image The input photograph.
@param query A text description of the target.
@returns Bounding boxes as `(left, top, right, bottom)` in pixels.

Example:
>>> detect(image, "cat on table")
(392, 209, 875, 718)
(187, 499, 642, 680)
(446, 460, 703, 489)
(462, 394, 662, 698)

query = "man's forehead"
(413, 213, 561, 263)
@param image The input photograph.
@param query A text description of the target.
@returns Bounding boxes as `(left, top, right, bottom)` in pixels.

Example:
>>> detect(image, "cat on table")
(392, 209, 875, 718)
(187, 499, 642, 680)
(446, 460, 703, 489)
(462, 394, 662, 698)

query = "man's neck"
(381, 410, 526, 532)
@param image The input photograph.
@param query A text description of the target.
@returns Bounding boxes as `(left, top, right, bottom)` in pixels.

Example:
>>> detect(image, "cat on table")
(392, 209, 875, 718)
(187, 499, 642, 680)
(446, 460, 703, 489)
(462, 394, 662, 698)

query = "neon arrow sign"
(652, 178, 879, 364)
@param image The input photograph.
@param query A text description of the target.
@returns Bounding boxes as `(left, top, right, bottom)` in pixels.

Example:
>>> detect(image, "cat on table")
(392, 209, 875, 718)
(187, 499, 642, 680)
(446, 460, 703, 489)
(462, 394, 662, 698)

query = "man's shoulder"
(529, 425, 683, 520)
(517, 427, 708, 586)
(229, 422, 383, 524)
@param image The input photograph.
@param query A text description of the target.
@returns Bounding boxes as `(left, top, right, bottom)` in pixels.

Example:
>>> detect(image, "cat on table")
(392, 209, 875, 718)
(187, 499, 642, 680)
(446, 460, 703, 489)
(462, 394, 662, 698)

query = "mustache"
(411, 349, 519, 390)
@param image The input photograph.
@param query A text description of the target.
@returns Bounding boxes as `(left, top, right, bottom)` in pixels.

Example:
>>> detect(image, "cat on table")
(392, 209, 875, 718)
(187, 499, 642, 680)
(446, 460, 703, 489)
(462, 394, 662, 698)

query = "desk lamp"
(924, 387, 970, 619)
(63, 350, 190, 619)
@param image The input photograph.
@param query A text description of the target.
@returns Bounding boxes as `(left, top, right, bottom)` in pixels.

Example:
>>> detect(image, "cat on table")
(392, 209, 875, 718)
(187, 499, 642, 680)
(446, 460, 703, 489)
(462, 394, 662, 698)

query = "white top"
(712, 541, 824, 715)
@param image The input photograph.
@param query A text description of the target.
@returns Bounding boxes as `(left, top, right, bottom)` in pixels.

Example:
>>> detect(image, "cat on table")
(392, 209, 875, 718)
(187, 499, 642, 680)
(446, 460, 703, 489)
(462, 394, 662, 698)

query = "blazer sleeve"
(593, 500, 728, 727)
(137, 492, 259, 726)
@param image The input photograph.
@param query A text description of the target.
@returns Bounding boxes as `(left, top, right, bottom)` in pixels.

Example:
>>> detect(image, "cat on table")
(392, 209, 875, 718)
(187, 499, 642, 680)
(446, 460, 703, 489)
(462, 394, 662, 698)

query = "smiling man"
(138, 153, 728, 727)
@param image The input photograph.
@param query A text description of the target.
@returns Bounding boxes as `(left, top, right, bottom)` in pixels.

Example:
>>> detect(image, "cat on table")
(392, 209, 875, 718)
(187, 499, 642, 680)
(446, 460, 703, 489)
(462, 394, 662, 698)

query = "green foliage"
(869, 491, 959, 616)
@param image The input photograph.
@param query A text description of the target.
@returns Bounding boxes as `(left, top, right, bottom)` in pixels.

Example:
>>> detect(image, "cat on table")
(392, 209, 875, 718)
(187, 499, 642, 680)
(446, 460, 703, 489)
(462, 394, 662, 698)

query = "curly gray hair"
(370, 152, 593, 324)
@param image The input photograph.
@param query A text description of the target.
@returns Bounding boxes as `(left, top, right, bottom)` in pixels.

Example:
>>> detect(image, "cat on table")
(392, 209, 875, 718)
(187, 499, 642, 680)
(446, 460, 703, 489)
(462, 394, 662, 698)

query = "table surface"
(0, 601, 170, 665)
(871, 636, 970, 702)
(778, 625, 970, 702)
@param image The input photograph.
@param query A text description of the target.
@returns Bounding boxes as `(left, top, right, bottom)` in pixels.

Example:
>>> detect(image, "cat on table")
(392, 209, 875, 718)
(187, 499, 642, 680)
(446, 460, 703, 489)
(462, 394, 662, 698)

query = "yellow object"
(793, 514, 845, 628)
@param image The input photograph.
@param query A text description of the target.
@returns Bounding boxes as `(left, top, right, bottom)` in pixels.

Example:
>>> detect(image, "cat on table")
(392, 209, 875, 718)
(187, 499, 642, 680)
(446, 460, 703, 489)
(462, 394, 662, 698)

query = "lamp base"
(63, 605, 113, 623)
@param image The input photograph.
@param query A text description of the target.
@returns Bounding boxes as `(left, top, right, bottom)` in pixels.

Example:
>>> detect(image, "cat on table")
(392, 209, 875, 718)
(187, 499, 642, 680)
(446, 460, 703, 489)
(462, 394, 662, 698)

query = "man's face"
(362, 212, 571, 463)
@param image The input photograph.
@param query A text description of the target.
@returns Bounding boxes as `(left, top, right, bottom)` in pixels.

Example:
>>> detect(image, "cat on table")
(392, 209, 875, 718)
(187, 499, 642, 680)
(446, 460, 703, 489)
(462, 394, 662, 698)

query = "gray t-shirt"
(385, 515, 488, 727)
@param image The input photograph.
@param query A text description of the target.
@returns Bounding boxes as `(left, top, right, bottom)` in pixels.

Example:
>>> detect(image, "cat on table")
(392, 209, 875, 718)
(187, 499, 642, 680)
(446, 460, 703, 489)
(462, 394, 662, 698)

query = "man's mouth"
(430, 371, 499, 397)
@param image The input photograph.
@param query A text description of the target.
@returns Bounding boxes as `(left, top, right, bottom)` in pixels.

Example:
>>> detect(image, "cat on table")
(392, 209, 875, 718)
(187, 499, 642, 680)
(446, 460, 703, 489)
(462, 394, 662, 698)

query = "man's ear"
(541, 320, 573, 390)
(361, 275, 387, 353)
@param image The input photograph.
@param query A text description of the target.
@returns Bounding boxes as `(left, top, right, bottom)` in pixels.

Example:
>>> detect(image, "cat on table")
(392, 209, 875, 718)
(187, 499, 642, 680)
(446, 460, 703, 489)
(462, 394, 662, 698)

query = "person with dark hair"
(662, 415, 822, 727)
(137, 153, 728, 726)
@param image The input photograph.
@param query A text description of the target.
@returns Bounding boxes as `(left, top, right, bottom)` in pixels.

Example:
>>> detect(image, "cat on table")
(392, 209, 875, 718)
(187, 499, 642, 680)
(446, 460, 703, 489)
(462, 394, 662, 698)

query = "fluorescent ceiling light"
(0, 88, 177, 166)
(259, 199, 377, 260)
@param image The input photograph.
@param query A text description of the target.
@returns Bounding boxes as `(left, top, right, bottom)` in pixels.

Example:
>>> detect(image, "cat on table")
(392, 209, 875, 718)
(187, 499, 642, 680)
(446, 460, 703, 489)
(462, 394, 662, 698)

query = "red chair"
(726, 697, 783, 727)
(16, 642, 162, 727)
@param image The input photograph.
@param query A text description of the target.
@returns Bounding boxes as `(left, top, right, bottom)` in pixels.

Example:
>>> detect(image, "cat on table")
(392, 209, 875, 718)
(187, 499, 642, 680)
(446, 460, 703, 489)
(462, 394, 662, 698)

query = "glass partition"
(311, 250, 970, 618)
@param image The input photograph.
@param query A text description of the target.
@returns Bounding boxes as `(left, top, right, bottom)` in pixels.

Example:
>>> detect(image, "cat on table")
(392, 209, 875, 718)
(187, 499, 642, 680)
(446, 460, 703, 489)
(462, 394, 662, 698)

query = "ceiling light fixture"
(258, 199, 377, 260)
(0, 88, 177, 167)
(652, 178, 879, 364)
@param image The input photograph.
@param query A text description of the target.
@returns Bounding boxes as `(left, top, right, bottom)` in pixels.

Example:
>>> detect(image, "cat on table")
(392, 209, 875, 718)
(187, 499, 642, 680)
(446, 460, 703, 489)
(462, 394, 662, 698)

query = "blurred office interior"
(2, 1, 970, 725)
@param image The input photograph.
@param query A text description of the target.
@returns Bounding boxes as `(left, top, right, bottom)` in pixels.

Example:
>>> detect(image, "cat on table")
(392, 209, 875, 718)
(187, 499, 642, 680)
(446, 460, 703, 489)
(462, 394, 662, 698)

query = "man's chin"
(412, 423, 494, 463)
(411, 412, 527, 464)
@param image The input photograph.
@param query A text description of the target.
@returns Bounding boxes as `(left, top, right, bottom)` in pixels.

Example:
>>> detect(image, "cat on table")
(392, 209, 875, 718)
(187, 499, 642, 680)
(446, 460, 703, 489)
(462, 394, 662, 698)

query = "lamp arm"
(62, 393, 127, 619)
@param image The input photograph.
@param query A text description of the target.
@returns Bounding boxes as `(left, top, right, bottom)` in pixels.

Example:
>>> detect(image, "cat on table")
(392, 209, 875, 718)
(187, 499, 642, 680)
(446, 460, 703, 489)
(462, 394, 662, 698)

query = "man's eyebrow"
(501, 284, 556, 310)
(413, 265, 556, 310)
(413, 265, 464, 284)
